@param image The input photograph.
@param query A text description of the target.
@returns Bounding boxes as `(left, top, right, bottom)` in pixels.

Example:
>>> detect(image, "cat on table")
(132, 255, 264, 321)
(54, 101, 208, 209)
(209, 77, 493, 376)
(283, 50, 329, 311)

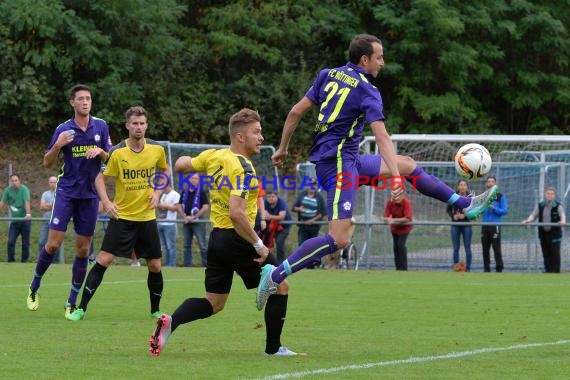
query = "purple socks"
(68, 256, 88, 305)
(30, 246, 89, 307)
(30, 247, 54, 291)
(407, 166, 470, 209)
(271, 234, 337, 283)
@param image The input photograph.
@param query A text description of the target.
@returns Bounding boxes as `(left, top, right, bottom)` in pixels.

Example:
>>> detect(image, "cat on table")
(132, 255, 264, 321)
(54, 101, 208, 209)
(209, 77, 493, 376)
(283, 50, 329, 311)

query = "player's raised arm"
(273, 96, 315, 167)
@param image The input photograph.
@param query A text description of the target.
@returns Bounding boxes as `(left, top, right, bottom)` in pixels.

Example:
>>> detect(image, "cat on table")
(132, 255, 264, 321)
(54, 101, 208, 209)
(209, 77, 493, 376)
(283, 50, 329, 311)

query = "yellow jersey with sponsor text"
(191, 148, 258, 229)
(104, 139, 167, 221)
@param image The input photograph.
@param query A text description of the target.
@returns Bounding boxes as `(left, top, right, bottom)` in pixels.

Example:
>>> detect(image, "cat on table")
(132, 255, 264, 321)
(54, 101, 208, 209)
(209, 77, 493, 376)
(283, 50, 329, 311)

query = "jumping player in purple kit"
(257, 34, 498, 310)
(26, 84, 112, 318)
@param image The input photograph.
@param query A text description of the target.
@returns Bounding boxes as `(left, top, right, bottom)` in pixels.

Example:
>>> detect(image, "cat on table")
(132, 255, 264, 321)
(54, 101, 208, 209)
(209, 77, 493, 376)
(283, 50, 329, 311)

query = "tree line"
(1, 0, 568, 159)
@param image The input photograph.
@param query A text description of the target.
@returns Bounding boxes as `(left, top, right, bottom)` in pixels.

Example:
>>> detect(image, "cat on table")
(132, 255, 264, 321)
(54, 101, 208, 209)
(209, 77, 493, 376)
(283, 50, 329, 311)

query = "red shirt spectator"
(383, 196, 413, 235)
(384, 195, 413, 271)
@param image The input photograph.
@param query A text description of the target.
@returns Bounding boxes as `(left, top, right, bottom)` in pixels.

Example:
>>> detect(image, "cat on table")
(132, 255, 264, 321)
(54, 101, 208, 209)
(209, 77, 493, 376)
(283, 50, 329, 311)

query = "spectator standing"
(292, 177, 327, 245)
(0, 174, 32, 262)
(263, 190, 292, 262)
(522, 187, 566, 273)
(178, 173, 209, 267)
(38, 176, 61, 263)
(383, 194, 413, 271)
(446, 179, 473, 271)
(157, 184, 180, 267)
(481, 176, 508, 272)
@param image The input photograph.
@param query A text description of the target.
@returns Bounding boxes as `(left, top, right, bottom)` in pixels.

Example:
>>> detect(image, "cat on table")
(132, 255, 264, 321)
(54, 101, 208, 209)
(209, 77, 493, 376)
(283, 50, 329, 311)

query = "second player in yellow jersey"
(104, 139, 167, 221)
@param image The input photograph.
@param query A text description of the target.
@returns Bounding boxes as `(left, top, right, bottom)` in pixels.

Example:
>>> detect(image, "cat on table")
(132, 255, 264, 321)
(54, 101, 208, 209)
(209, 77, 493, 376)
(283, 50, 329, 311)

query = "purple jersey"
(47, 116, 112, 199)
(306, 62, 384, 162)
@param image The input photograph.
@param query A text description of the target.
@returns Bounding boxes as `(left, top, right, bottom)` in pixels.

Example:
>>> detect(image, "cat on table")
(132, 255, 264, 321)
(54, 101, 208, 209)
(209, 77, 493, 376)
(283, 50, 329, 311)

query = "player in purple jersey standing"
(26, 84, 112, 318)
(256, 34, 498, 310)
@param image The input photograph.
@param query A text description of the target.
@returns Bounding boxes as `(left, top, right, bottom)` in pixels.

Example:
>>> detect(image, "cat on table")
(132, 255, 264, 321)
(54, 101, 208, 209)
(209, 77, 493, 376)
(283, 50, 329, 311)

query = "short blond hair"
(228, 108, 260, 138)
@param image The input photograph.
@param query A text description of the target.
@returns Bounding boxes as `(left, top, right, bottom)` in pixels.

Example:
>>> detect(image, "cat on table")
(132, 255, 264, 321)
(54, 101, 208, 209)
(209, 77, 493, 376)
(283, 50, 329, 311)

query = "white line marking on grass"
(252, 340, 570, 380)
(0, 278, 197, 289)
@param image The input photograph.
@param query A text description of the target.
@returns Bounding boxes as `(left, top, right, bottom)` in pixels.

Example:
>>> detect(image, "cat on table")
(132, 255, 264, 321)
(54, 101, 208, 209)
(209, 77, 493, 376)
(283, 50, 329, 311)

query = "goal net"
(355, 135, 570, 271)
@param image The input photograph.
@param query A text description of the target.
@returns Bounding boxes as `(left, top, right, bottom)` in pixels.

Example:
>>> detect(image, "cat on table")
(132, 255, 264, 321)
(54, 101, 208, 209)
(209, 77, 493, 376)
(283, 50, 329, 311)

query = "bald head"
(48, 176, 57, 191)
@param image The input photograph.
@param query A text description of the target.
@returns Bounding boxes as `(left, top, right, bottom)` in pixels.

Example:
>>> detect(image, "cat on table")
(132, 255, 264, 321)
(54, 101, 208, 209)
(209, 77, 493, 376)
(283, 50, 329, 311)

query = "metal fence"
(348, 220, 568, 272)
(1, 216, 568, 272)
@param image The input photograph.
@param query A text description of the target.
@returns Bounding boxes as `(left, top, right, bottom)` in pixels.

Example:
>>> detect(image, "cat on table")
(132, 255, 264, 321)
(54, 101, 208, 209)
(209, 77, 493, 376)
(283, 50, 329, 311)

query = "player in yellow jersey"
(149, 108, 297, 357)
(67, 106, 167, 321)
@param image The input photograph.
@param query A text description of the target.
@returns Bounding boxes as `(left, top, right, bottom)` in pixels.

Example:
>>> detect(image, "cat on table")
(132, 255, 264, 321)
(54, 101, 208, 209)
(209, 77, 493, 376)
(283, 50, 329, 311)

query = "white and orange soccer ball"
(454, 143, 492, 180)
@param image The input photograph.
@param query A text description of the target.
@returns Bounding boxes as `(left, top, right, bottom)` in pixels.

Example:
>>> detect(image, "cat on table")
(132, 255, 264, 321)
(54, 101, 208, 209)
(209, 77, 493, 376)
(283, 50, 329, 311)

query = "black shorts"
(205, 228, 277, 294)
(101, 218, 161, 259)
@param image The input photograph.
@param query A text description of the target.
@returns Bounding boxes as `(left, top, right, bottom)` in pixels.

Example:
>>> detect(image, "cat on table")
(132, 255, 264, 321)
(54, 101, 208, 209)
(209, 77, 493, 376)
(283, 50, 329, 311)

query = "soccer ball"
(454, 143, 492, 179)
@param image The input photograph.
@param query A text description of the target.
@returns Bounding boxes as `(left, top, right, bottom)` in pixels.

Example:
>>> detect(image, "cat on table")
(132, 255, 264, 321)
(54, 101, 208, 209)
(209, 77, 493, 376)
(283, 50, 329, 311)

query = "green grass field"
(2, 264, 569, 379)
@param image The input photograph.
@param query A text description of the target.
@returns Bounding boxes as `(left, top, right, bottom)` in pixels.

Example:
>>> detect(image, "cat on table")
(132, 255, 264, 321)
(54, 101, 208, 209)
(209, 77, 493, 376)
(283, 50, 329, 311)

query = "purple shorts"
(50, 192, 98, 236)
(315, 154, 381, 220)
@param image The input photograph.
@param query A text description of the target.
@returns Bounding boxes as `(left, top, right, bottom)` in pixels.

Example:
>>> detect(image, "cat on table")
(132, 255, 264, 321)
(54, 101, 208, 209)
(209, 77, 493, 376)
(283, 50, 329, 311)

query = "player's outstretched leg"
(404, 165, 498, 219)
(363, 155, 499, 220)
(401, 166, 498, 221)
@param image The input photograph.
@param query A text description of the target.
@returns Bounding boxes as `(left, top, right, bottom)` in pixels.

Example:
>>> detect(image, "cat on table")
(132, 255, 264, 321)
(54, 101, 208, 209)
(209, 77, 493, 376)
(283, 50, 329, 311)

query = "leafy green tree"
(357, 0, 569, 135)
(0, 0, 186, 140)
(0, 0, 73, 130)
(484, 0, 570, 134)
(0, 0, 568, 156)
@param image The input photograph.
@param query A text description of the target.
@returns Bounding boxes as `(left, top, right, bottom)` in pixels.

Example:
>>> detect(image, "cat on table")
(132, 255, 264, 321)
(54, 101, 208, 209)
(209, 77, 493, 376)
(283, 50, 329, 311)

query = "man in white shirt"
(157, 184, 180, 266)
